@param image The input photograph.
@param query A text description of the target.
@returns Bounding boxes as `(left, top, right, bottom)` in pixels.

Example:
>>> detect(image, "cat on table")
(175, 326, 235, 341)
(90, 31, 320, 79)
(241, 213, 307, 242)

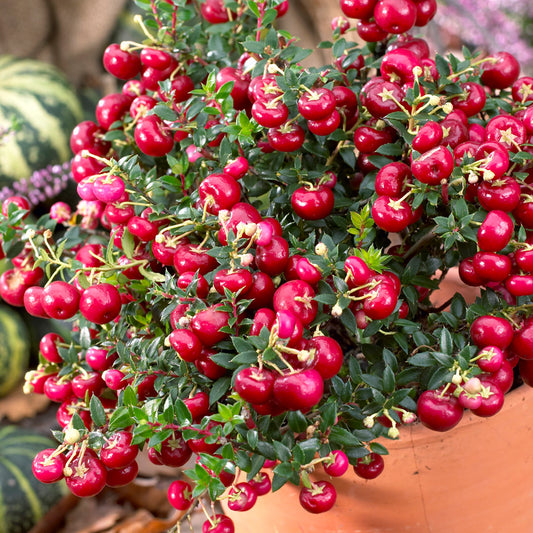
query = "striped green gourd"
(0, 306, 30, 397)
(0, 425, 67, 533)
(0, 55, 82, 185)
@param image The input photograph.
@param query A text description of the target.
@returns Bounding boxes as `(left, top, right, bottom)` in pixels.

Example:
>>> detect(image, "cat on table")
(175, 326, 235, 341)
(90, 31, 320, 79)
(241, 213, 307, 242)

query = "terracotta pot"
(224, 385, 533, 533)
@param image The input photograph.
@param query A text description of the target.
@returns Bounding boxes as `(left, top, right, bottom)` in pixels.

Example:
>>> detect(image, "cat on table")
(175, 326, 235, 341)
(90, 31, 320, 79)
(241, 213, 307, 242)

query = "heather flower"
(0, 161, 72, 206)
(435, 0, 533, 71)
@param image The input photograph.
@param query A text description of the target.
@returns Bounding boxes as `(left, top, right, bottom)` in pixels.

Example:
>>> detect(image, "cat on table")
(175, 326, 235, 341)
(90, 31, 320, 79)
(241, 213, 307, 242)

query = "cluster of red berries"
(339, 0, 437, 43)
(4, 0, 533, 529)
(416, 313, 533, 432)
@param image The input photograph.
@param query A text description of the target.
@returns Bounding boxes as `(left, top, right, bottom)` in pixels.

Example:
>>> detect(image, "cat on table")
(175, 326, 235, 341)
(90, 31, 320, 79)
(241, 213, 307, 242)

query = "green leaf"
(427, 367, 453, 390)
(376, 143, 404, 157)
(247, 0, 261, 17)
(408, 352, 436, 367)
(121, 228, 135, 259)
(273, 441, 292, 462)
(108, 407, 134, 431)
(435, 53, 451, 80)
(329, 426, 361, 447)
(273, 461, 294, 479)
(235, 451, 252, 471)
(231, 350, 259, 364)
(261, 7, 278, 28)
(122, 385, 138, 407)
(361, 374, 383, 389)
(89, 395, 107, 428)
(287, 411, 308, 433)
(209, 377, 231, 404)
(382, 366, 396, 393)
(174, 399, 192, 424)
(348, 356, 362, 380)
(249, 453, 266, 479)
(369, 443, 389, 455)
(247, 430, 259, 449)
(332, 37, 347, 59)
(153, 104, 177, 121)
(71, 413, 88, 432)
(440, 327, 454, 355)
(271, 472, 290, 492)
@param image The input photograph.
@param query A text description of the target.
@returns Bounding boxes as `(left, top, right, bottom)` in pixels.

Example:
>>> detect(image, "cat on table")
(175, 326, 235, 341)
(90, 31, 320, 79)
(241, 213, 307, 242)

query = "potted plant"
(5, 0, 533, 531)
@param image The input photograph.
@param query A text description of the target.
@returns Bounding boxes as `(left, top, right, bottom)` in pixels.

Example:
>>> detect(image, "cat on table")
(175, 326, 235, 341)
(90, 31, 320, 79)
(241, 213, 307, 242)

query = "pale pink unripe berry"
(331, 303, 342, 317)
(50, 202, 72, 223)
(402, 411, 417, 424)
(256, 221, 273, 246)
(388, 426, 400, 439)
(463, 377, 482, 395)
(244, 222, 257, 237)
(315, 242, 327, 256)
(186, 144, 202, 163)
(276, 310, 297, 339)
(240, 253, 254, 267)
(64, 427, 81, 445)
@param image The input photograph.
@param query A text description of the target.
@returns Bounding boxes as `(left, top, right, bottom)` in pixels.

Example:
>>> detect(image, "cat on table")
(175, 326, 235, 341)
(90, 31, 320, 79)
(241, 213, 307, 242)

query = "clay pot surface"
(225, 385, 533, 533)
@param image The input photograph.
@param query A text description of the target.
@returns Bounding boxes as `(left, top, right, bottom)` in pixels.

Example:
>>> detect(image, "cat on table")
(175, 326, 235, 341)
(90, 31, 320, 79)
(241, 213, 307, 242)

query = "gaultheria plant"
(0, 0, 532, 531)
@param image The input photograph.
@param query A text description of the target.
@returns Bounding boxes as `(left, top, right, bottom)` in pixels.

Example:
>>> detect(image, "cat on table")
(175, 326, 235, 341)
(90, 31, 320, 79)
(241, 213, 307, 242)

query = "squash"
(0, 306, 30, 397)
(0, 55, 82, 185)
(0, 425, 66, 533)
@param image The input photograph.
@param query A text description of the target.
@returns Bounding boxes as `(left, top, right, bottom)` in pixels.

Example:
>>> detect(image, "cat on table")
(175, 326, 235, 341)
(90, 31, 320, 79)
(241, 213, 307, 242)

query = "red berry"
(43, 375, 72, 403)
(100, 430, 139, 469)
(199, 173, 241, 215)
(411, 145, 455, 185)
(134, 115, 174, 157)
(291, 185, 335, 220)
(174, 243, 218, 276)
(267, 124, 305, 152)
(339, 0, 377, 19)
(234, 367, 276, 404)
(167, 479, 194, 511)
(190, 305, 230, 346)
(215, 67, 251, 111)
(481, 51, 520, 90)
(105, 461, 139, 487)
(323, 450, 349, 477)
(79, 283, 122, 324)
(273, 280, 318, 326)
(297, 88, 336, 121)
(202, 514, 234, 533)
(273, 368, 324, 412)
(71, 371, 105, 400)
(417, 389, 464, 431)
(308, 336, 344, 379)
(477, 210, 514, 252)
(255, 236, 290, 276)
(33, 449, 66, 483)
(299, 480, 337, 514)
(168, 328, 203, 362)
(307, 110, 341, 136)
(374, 0, 417, 34)
(248, 472, 272, 495)
(472, 252, 512, 282)
(470, 381, 504, 417)
(470, 315, 514, 349)
(201, 0, 233, 23)
(65, 451, 107, 497)
(227, 482, 258, 512)
(372, 196, 412, 233)
(103, 43, 141, 80)
(41, 281, 80, 320)
(354, 452, 385, 479)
